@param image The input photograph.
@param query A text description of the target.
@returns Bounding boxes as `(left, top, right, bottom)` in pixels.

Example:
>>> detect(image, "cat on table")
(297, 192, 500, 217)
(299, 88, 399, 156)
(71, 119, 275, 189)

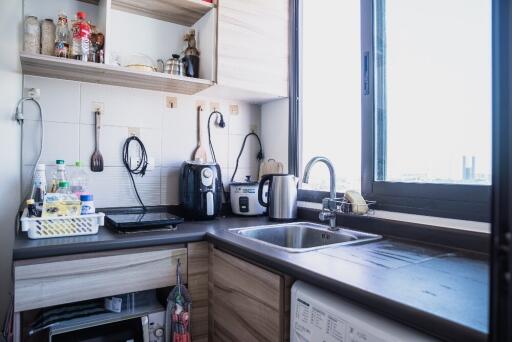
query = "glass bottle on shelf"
(55, 12, 70, 58)
(71, 11, 91, 61)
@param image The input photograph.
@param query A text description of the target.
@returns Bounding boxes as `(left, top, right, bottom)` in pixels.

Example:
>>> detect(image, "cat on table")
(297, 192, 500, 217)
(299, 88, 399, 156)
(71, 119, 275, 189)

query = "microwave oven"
(48, 307, 165, 342)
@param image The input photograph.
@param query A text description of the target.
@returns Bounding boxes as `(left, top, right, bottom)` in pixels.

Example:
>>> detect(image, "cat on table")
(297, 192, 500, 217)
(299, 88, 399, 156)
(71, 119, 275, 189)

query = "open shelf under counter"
(80, 0, 216, 26)
(20, 53, 214, 95)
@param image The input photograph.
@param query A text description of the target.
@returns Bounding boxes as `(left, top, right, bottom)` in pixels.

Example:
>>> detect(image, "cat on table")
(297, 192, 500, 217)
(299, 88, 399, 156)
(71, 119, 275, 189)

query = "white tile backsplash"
(23, 76, 261, 207)
(23, 120, 79, 166)
(24, 76, 81, 123)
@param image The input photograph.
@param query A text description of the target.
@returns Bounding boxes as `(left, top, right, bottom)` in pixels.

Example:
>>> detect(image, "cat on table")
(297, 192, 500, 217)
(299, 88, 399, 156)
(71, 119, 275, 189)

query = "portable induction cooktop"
(105, 211, 184, 231)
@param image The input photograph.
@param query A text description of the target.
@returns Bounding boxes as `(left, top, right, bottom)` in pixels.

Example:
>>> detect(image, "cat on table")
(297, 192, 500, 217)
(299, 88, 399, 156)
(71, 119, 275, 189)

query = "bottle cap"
(56, 160, 65, 165)
(80, 194, 93, 201)
(75, 161, 81, 167)
(76, 11, 86, 20)
(59, 180, 69, 187)
(26, 199, 35, 205)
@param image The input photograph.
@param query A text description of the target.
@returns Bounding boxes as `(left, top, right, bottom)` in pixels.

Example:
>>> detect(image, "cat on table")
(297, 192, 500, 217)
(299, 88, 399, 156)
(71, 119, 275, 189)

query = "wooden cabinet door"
(217, 0, 289, 98)
(209, 246, 289, 342)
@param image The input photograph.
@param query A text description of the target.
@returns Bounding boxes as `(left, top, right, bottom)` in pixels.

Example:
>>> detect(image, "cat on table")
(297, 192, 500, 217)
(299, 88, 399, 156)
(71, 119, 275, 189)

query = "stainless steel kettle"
(258, 174, 298, 220)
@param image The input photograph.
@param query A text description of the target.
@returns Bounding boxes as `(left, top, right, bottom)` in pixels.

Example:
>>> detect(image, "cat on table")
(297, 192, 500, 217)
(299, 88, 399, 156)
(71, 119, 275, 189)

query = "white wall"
(0, 0, 22, 321)
(261, 98, 289, 172)
(22, 76, 262, 208)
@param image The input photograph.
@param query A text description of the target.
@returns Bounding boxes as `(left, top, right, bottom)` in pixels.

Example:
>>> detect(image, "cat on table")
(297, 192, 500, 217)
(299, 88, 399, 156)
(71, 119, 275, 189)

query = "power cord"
(122, 136, 148, 211)
(207, 110, 226, 163)
(15, 96, 44, 233)
(206, 110, 229, 202)
(231, 132, 264, 182)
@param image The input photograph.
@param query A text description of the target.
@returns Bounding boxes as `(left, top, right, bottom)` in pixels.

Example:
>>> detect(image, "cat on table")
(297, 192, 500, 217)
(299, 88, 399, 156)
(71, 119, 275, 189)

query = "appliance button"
(154, 328, 164, 337)
(202, 168, 212, 178)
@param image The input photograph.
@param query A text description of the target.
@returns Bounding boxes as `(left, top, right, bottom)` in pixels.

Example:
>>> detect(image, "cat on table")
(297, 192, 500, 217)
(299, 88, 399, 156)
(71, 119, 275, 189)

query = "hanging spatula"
(192, 106, 207, 162)
(90, 110, 104, 172)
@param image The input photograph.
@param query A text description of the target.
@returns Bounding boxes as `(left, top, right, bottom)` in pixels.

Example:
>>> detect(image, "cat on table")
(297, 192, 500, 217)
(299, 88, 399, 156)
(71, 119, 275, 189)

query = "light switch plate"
(166, 96, 177, 109)
(229, 104, 239, 115)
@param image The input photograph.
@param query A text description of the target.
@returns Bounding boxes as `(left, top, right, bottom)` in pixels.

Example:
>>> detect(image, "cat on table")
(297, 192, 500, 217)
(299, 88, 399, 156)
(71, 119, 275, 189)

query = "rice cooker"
(230, 181, 267, 216)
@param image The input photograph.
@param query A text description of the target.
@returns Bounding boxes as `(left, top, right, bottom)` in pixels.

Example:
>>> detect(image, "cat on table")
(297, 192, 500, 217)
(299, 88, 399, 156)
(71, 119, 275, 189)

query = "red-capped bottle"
(71, 11, 91, 61)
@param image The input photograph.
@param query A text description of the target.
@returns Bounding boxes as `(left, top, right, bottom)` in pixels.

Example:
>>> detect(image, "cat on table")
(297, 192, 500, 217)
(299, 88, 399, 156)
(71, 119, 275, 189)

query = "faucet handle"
(322, 198, 337, 211)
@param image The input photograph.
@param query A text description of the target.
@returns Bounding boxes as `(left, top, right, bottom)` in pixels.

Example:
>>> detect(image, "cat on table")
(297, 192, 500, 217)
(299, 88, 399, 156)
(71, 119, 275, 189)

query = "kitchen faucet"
(302, 156, 338, 231)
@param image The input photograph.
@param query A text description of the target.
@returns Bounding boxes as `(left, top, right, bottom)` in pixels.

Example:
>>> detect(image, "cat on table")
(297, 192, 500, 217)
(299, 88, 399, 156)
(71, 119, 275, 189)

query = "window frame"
(293, 0, 492, 222)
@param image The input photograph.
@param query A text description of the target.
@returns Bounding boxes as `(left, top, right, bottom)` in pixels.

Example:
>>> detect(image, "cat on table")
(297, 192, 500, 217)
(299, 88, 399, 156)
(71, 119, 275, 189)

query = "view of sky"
(302, 0, 491, 193)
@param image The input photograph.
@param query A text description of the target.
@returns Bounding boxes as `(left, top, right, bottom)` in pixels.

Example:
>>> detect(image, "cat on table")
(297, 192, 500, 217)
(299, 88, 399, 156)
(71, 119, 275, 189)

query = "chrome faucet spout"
(303, 156, 338, 230)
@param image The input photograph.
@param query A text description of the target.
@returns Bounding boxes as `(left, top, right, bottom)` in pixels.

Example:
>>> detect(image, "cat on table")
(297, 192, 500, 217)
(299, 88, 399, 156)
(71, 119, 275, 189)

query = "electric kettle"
(258, 174, 298, 221)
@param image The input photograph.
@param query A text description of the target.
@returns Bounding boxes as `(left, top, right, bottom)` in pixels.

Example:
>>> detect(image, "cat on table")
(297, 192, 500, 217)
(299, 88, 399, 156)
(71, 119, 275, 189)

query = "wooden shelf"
(82, 0, 216, 26)
(20, 53, 213, 95)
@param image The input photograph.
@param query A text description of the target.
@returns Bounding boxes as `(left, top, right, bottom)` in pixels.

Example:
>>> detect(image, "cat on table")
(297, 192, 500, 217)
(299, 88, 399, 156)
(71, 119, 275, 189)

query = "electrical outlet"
(92, 101, 104, 113)
(128, 127, 140, 137)
(210, 102, 220, 112)
(166, 96, 177, 109)
(27, 88, 40, 99)
(130, 157, 141, 169)
(229, 104, 239, 115)
(196, 100, 206, 111)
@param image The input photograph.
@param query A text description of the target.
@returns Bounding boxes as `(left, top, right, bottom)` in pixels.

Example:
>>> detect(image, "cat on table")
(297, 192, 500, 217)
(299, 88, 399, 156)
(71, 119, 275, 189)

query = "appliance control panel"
(148, 311, 165, 342)
(291, 281, 438, 342)
(201, 167, 214, 187)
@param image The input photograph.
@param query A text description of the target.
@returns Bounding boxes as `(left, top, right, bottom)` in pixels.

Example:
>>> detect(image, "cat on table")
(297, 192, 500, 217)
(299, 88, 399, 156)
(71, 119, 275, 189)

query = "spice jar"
(41, 19, 56, 56)
(24, 16, 40, 54)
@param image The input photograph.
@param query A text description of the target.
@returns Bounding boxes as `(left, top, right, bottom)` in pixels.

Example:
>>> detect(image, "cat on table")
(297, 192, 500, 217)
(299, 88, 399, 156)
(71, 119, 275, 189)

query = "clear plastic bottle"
(71, 11, 91, 61)
(31, 163, 47, 203)
(57, 181, 72, 194)
(50, 160, 68, 193)
(70, 161, 88, 196)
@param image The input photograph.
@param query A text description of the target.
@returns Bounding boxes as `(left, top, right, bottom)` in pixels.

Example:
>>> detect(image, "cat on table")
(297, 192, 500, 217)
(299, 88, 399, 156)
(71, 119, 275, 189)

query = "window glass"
(374, 0, 492, 185)
(302, 1, 361, 192)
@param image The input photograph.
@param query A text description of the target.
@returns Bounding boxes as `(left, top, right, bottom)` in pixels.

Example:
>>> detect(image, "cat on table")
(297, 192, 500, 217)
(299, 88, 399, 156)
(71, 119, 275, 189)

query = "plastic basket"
(20, 209, 105, 239)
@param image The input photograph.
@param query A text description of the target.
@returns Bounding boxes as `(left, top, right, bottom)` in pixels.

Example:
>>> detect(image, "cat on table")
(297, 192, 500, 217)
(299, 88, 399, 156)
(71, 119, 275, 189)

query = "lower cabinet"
(209, 245, 292, 342)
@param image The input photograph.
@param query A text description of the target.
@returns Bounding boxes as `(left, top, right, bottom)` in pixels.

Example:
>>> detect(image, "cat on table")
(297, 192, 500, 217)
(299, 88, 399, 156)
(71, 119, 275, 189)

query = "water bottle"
(30, 164, 47, 203)
(70, 161, 89, 196)
(50, 160, 68, 193)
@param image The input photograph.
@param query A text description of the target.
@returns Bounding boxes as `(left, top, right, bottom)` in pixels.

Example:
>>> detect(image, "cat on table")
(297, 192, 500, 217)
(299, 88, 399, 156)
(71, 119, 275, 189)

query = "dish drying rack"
(330, 198, 376, 216)
(20, 209, 105, 239)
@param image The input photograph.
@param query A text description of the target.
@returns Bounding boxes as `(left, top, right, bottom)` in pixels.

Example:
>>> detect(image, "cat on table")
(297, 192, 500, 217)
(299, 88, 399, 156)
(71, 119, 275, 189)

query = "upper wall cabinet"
(20, 0, 217, 95)
(216, 0, 289, 100)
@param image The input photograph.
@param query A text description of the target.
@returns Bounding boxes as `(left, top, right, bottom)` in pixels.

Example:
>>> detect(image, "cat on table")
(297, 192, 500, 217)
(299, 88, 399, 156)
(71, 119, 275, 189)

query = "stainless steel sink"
(229, 222, 381, 252)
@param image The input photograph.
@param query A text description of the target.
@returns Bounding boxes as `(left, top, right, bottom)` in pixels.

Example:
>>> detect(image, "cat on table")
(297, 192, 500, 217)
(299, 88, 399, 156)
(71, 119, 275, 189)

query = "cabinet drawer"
(14, 246, 187, 312)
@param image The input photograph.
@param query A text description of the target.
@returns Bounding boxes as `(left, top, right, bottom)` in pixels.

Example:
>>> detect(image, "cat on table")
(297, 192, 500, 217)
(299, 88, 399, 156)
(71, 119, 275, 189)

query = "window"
(301, 1, 361, 193)
(295, 0, 492, 220)
(373, 0, 492, 185)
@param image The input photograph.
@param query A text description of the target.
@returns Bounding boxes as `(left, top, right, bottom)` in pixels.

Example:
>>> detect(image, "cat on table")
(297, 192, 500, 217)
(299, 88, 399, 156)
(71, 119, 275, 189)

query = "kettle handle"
(258, 174, 273, 207)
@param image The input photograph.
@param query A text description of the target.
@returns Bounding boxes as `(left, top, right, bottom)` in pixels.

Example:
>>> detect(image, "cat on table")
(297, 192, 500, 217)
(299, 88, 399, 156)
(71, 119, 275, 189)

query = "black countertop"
(13, 216, 488, 342)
